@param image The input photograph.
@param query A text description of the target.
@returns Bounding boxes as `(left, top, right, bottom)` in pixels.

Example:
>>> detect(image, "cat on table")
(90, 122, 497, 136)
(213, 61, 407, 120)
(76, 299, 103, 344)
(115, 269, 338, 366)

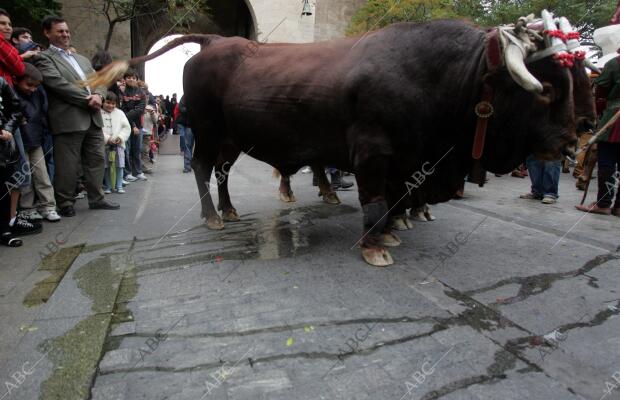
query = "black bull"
(91, 20, 594, 266)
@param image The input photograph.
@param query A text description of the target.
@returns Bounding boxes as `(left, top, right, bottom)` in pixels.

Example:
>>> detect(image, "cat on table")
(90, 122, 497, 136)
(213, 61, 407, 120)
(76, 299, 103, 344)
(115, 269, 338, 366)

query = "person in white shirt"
(101, 92, 130, 193)
(141, 103, 158, 173)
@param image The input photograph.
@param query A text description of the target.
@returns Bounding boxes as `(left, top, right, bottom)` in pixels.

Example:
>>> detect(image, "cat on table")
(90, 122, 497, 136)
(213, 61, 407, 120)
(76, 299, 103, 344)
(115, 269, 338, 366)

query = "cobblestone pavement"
(0, 155, 619, 400)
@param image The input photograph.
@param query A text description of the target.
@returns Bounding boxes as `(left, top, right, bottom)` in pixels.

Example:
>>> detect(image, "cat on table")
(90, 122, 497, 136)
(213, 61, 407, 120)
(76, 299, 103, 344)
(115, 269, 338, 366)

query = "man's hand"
(20, 50, 40, 60)
(114, 137, 121, 144)
(87, 94, 103, 110)
(0, 130, 13, 141)
(132, 127, 139, 135)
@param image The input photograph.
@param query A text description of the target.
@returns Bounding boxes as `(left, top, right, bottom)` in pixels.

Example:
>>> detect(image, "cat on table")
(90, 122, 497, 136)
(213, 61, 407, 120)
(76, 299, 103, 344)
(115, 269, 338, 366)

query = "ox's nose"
(576, 117, 596, 133)
(562, 146, 576, 162)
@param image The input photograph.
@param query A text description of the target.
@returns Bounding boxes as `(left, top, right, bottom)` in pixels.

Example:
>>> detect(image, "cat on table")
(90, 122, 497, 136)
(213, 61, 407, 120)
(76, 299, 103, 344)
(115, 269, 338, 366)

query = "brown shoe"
(575, 203, 612, 215)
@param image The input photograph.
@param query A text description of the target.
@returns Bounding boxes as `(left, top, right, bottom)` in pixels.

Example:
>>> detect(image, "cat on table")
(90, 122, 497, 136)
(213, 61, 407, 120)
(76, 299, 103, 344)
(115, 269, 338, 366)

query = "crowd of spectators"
(0, 10, 180, 247)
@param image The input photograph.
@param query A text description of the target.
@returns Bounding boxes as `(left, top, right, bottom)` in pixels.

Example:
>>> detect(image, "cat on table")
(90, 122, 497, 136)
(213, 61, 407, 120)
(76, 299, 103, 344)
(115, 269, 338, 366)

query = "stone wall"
(59, 0, 131, 60)
(57, 0, 366, 59)
(314, 0, 367, 42)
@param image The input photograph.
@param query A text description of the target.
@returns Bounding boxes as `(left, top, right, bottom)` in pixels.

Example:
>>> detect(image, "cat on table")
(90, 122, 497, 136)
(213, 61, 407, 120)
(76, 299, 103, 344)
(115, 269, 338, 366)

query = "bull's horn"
(505, 43, 543, 93)
(585, 58, 601, 74)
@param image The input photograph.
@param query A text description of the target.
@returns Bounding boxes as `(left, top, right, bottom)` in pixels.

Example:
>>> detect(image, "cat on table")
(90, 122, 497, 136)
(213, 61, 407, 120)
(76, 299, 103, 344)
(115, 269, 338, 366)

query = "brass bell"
(301, 0, 312, 16)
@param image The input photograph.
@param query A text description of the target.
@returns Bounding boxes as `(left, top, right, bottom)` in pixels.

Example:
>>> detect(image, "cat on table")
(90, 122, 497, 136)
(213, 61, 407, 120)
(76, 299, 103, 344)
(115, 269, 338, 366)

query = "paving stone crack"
(117, 316, 441, 339)
(464, 252, 619, 306)
(100, 326, 447, 375)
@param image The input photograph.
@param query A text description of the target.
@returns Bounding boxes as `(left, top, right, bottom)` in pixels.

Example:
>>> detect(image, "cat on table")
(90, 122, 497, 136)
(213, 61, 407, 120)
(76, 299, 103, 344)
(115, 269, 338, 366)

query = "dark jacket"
(17, 85, 48, 150)
(0, 77, 21, 166)
(0, 77, 21, 134)
(121, 85, 146, 129)
(175, 96, 190, 127)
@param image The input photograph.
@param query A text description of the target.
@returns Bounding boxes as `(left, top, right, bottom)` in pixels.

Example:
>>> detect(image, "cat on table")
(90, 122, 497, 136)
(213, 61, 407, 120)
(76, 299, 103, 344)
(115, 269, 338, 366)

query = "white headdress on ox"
(495, 10, 590, 93)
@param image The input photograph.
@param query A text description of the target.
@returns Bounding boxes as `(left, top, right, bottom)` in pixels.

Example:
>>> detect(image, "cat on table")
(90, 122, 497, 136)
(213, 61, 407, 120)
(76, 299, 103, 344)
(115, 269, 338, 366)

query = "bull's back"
(229, 40, 359, 162)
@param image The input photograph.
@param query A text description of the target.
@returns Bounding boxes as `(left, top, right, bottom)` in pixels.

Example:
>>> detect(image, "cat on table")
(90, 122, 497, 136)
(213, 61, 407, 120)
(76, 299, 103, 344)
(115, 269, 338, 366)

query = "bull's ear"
(535, 82, 556, 105)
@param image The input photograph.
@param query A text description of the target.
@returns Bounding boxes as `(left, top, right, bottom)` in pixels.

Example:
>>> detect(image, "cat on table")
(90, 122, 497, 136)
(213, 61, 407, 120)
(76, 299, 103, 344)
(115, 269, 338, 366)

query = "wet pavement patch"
(39, 314, 111, 400)
(38, 253, 138, 400)
(23, 245, 84, 308)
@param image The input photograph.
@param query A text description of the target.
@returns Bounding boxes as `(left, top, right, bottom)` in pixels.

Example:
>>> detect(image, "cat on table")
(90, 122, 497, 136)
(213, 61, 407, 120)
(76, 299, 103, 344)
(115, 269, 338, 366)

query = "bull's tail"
(81, 34, 218, 89)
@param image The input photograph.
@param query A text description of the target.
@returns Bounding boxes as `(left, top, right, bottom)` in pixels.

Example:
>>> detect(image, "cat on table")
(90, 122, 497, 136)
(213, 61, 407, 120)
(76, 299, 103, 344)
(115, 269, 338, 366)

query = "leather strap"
(472, 29, 502, 160)
(473, 85, 494, 160)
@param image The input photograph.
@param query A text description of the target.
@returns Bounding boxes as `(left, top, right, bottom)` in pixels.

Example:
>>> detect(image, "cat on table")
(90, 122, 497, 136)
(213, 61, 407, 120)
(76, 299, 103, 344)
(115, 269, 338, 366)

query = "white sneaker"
(116, 188, 125, 194)
(41, 210, 61, 222)
(136, 173, 148, 181)
(122, 180, 130, 186)
(125, 174, 138, 182)
(74, 191, 86, 199)
(103, 188, 112, 194)
(300, 166, 312, 174)
(18, 210, 43, 221)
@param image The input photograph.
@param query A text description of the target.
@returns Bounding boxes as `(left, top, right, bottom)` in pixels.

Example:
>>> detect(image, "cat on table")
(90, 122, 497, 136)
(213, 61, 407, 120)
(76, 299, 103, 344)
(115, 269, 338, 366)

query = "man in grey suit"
(34, 15, 119, 217)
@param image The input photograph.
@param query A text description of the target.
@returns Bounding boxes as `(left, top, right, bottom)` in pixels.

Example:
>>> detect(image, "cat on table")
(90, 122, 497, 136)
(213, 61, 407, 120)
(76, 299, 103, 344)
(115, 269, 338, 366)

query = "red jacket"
(0, 38, 24, 86)
(173, 103, 180, 122)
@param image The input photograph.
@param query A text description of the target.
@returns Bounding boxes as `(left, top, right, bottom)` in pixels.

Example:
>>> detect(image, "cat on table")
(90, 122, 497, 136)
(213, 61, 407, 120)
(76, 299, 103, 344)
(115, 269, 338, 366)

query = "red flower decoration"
(573, 50, 586, 60)
(554, 52, 574, 68)
(544, 29, 567, 41)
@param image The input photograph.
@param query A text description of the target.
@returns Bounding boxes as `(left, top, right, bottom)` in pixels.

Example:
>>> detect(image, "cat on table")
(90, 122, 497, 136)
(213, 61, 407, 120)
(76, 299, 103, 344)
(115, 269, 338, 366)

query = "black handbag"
(0, 136, 16, 168)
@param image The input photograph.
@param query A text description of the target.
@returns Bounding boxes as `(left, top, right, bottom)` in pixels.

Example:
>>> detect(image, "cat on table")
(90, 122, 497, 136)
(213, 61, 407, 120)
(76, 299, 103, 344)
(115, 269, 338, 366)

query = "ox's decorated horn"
(500, 18, 544, 93)
(558, 16, 601, 73)
(505, 42, 543, 93)
(543, 10, 573, 67)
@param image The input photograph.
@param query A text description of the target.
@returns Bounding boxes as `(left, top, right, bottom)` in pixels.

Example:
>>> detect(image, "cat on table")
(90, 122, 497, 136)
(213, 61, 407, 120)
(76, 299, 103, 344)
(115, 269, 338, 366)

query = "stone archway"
(130, 0, 256, 77)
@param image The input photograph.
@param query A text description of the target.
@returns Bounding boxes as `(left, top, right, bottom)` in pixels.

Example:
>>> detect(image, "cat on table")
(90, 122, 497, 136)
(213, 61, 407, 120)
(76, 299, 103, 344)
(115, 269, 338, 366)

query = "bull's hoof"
(361, 247, 394, 267)
(424, 210, 436, 221)
(222, 208, 240, 222)
(279, 191, 297, 203)
(206, 215, 225, 230)
(322, 191, 341, 205)
(379, 232, 401, 247)
(389, 215, 410, 231)
(410, 210, 429, 222)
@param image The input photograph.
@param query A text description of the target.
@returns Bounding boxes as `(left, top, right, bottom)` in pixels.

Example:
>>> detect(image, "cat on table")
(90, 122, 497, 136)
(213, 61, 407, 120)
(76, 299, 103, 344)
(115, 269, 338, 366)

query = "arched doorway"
(144, 35, 200, 98)
(131, 0, 255, 78)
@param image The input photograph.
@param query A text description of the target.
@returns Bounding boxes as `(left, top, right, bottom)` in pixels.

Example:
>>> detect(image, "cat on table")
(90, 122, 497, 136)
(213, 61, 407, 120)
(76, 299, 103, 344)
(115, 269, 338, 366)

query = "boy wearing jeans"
(120, 69, 146, 181)
(15, 64, 60, 222)
(101, 92, 130, 193)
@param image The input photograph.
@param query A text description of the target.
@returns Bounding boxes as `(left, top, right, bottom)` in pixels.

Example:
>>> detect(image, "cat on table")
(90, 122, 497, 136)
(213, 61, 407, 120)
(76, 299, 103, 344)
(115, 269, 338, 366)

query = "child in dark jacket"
(120, 68, 146, 181)
(15, 63, 60, 222)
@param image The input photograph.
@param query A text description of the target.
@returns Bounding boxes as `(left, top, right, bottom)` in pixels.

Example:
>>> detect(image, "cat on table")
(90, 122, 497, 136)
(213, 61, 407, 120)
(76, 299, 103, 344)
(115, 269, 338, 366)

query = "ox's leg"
(217, 144, 241, 222)
(410, 203, 435, 222)
(311, 165, 340, 205)
(277, 171, 297, 203)
(389, 189, 413, 231)
(379, 178, 406, 247)
(192, 156, 224, 230)
(355, 156, 394, 267)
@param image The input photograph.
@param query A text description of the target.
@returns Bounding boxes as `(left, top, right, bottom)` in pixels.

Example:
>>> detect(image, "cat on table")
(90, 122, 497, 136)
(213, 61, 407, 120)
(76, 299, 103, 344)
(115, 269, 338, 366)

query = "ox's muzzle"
(576, 117, 596, 133)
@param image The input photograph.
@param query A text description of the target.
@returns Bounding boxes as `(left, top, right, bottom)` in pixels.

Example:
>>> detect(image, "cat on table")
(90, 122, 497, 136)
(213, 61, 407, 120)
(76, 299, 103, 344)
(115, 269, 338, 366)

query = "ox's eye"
(535, 82, 556, 106)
